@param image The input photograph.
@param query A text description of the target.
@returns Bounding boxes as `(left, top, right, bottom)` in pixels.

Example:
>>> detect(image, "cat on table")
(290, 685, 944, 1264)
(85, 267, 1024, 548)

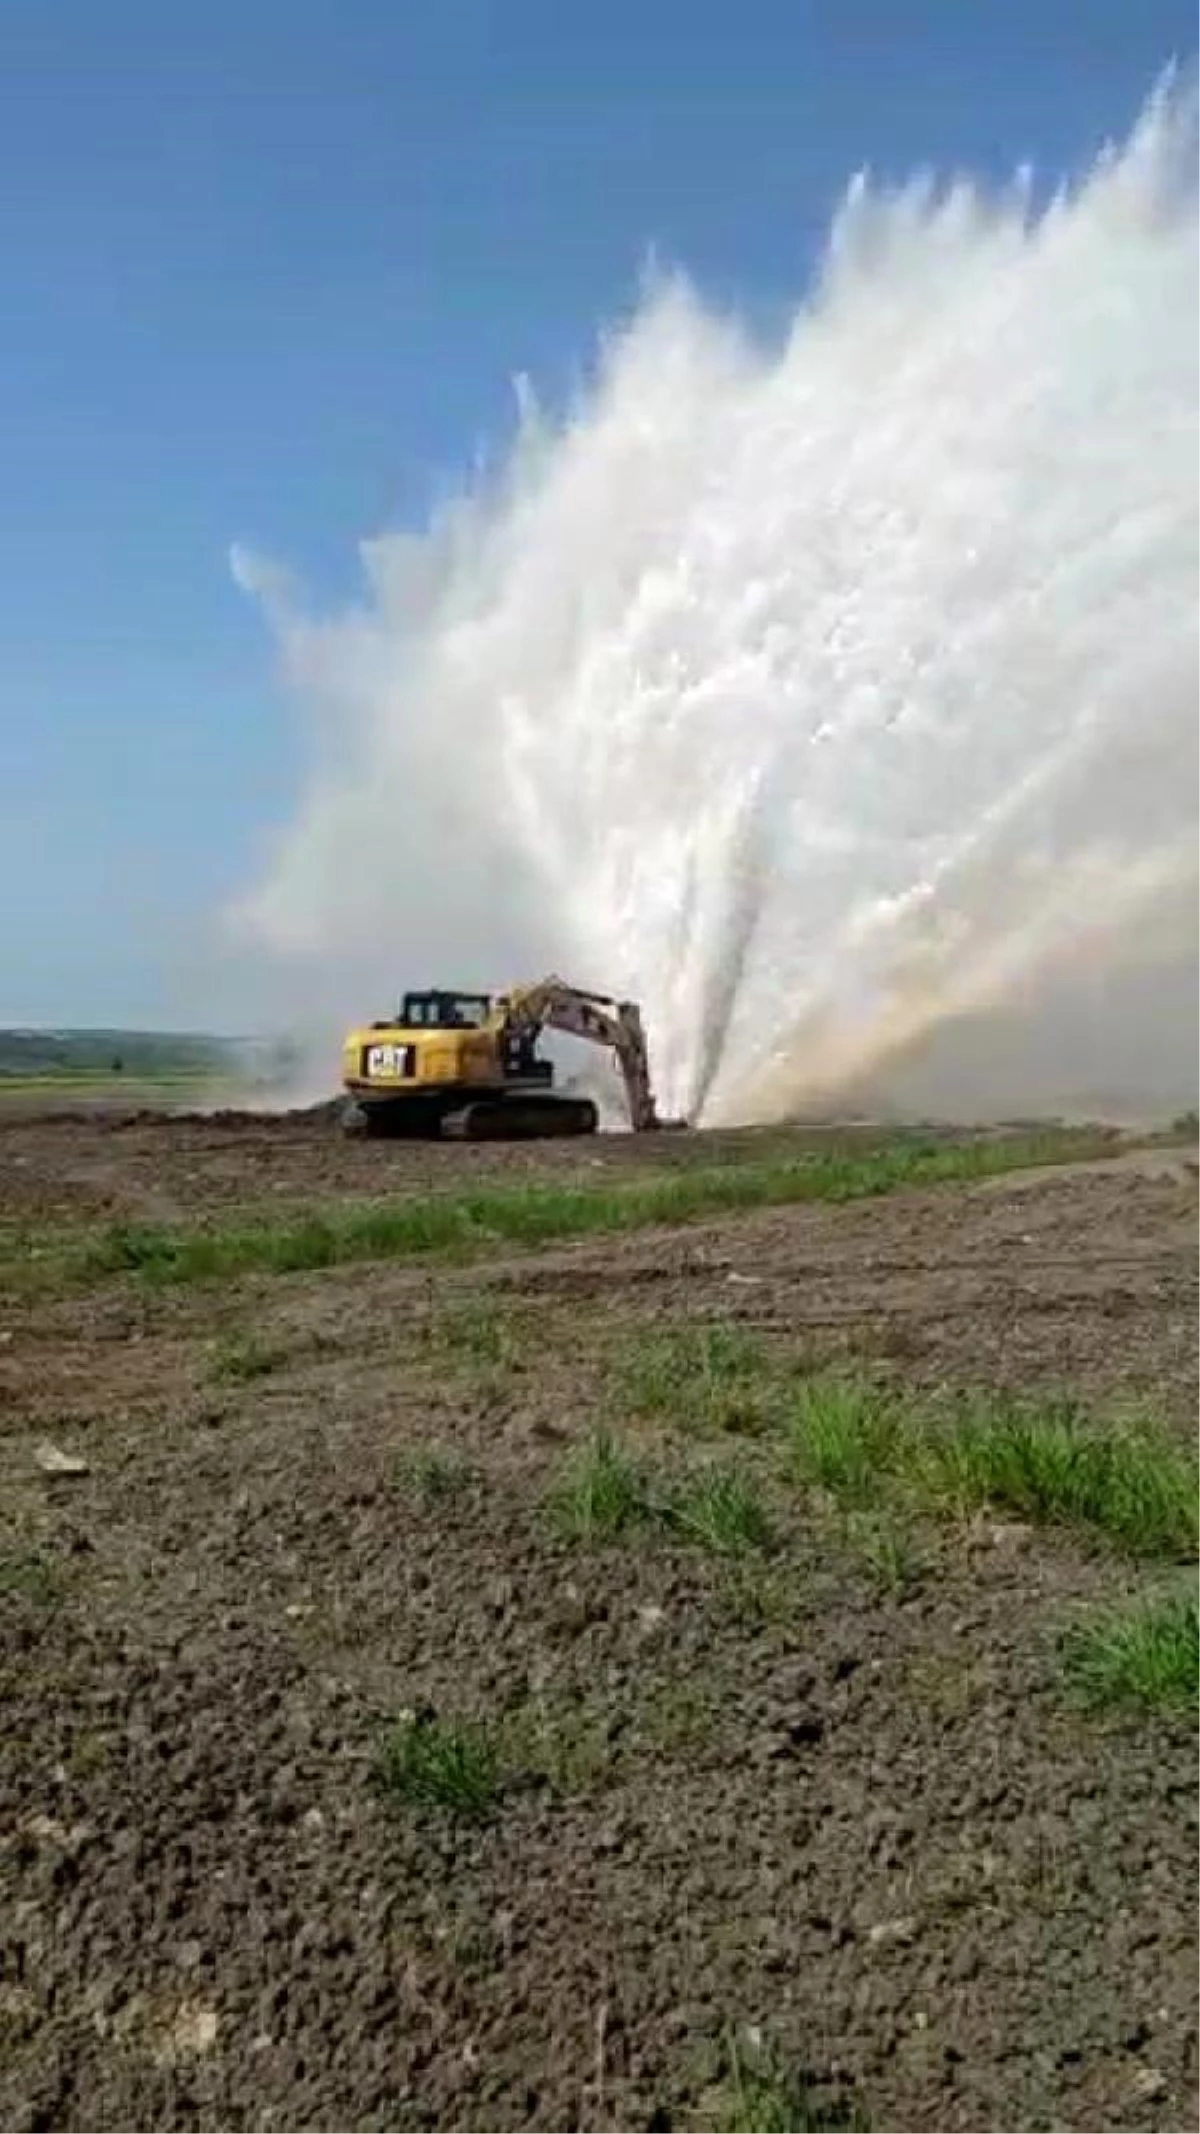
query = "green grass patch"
(551, 1435, 776, 1558)
(66, 1129, 1109, 1288)
(785, 1373, 901, 1508)
(843, 1509, 929, 1592)
(1060, 1588, 1198, 1715)
(714, 1561, 800, 1628)
(782, 1373, 1196, 1561)
(0, 1547, 62, 1606)
(378, 1698, 614, 1816)
(915, 1394, 1198, 1559)
(377, 1713, 506, 1819)
(207, 1329, 286, 1383)
(610, 1321, 777, 1435)
(713, 2030, 869, 2132)
(392, 1444, 478, 1505)
(668, 1464, 775, 1555)
(550, 1432, 657, 1541)
(424, 1295, 528, 1373)
(501, 1695, 613, 1794)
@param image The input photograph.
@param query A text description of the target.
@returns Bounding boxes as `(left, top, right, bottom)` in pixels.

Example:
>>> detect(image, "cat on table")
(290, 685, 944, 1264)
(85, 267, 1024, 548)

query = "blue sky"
(0, 0, 1192, 1027)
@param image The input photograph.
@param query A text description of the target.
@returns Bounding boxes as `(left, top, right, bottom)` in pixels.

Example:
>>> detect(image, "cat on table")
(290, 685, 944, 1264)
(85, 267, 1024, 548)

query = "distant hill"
(0, 1029, 300, 1085)
(0, 1028, 224, 1075)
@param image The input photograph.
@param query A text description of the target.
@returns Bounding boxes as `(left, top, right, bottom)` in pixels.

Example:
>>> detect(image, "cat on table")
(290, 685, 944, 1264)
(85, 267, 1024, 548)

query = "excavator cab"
(397, 990, 492, 1030)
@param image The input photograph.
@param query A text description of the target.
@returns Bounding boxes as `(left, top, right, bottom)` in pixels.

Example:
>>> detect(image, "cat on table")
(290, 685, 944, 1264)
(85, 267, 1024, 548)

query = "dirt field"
(1, 1112, 1196, 2133)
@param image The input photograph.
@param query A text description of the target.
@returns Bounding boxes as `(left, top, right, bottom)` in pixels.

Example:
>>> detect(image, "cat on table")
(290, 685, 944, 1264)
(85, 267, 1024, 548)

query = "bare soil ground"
(0, 1112, 1196, 2133)
(0, 1104, 1132, 1230)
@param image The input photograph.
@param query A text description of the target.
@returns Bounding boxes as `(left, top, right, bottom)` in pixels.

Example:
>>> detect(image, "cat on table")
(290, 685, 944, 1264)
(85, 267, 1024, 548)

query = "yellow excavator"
(340, 977, 671, 1138)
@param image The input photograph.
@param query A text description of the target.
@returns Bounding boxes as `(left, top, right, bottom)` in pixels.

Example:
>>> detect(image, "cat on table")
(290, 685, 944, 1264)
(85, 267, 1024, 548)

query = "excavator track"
(442, 1095, 599, 1140)
(340, 1098, 442, 1139)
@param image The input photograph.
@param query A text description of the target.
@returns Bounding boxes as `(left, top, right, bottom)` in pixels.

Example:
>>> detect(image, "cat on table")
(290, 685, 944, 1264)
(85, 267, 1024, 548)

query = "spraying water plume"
(233, 79, 1198, 1125)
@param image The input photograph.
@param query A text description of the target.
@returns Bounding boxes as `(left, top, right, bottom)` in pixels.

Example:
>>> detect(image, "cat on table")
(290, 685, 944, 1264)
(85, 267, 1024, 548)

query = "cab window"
(400, 991, 490, 1029)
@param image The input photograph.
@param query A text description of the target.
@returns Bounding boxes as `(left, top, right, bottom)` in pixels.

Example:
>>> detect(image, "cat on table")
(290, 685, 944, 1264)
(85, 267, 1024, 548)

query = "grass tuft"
(1060, 1588, 1198, 1715)
(782, 1375, 1197, 1561)
(392, 1445, 478, 1505)
(611, 1321, 776, 1435)
(844, 1510, 928, 1592)
(550, 1432, 655, 1541)
(208, 1330, 285, 1383)
(785, 1373, 900, 1508)
(87, 1220, 182, 1277)
(715, 2029, 869, 2132)
(378, 1713, 505, 1818)
(426, 1295, 527, 1372)
(669, 1465, 775, 1555)
(0, 1548, 61, 1606)
(502, 1696, 613, 1794)
(917, 1394, 1198, 1559)
(551, 1437, 778, 1560)
(378, 1698, 615, 1816)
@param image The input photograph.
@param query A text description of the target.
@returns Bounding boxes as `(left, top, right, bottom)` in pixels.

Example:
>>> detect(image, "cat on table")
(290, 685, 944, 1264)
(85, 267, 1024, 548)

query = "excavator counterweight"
(340, 977, 677, 1141)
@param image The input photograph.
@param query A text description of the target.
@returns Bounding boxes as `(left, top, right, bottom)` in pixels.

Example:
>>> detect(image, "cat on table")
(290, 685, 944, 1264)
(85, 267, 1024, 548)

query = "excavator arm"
(488, 977, 665, 1131)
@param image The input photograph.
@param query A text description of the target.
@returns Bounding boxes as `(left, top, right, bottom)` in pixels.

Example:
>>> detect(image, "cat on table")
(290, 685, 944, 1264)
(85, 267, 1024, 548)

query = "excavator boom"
(489, 977, 664, 1132)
